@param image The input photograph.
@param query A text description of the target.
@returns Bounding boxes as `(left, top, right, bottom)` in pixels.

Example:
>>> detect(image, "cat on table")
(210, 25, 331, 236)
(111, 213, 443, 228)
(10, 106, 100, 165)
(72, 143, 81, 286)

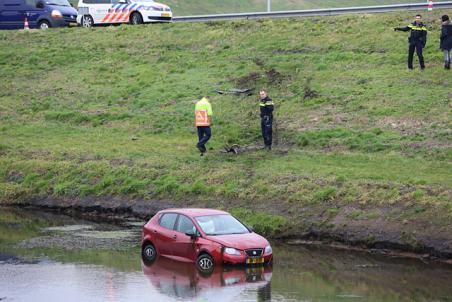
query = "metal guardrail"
(173, 1, 452, 22)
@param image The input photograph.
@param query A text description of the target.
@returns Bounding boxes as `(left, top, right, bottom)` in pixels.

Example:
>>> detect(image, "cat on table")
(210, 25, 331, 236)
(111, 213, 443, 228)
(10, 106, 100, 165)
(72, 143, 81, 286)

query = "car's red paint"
(141, 257, 272, 300)
(142, 208, 273, 266)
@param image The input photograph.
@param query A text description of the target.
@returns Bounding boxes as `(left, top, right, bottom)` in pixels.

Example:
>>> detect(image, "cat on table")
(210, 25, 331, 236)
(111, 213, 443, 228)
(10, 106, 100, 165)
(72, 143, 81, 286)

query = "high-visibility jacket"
(195, 97, 213, 126)
(395, 22, 428, 46)
(259, 96, 274, 118)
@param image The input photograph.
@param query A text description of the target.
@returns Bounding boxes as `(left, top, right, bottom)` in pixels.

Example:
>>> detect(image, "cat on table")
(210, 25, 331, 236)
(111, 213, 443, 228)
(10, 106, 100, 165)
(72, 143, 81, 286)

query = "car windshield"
(195, 214, 250, 236)
(45, 0, 70, 6)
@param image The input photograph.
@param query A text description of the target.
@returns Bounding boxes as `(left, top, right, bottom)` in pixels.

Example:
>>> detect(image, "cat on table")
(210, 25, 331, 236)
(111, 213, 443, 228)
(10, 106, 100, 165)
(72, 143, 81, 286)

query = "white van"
(76, 0, 171, 27)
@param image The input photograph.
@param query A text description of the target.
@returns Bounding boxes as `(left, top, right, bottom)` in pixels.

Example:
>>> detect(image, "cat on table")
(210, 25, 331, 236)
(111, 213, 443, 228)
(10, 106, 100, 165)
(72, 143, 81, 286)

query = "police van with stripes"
(76, 0, 171, 27)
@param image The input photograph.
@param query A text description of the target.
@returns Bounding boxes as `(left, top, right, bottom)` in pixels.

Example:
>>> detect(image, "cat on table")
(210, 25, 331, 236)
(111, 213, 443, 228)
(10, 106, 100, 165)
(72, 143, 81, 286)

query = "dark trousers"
(408, 42, 425, 69)
(261, 115, 273, 147)
(197, 126, 211, 151)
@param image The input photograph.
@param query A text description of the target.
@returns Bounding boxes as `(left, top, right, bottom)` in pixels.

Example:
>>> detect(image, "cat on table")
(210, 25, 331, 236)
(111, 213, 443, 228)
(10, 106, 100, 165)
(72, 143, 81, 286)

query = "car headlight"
(51, 9, 63, 19)
(141, 6, 162, 11)
(264, 245, 272, 254)
(224, 247, 241, 256)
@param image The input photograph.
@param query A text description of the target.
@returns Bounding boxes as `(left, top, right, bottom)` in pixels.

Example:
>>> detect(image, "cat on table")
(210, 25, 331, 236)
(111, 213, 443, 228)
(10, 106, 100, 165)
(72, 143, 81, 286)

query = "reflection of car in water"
(141, 208, 273, 272)
(142, 257, 272, 301)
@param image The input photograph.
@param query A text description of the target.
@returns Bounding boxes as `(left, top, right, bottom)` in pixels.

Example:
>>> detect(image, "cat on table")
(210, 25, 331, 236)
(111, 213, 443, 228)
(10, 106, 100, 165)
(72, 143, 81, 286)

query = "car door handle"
(173, 235, 177, 239)
(152, 230, 157, 233)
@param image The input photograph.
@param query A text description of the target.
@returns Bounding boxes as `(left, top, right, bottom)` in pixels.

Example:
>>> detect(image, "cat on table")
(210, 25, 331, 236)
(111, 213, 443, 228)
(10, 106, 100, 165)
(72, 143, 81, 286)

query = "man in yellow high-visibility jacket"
(195, 96, 213, 154)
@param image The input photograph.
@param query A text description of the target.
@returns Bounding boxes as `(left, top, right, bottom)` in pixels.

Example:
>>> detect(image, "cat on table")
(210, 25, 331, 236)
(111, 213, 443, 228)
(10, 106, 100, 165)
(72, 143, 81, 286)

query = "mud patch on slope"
(18, 223, 140, 251)
(235, 68, 289, 88)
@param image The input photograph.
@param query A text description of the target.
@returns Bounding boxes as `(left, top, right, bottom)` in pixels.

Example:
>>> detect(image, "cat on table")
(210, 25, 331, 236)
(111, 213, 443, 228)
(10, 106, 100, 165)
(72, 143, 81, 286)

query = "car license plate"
(246, 267, 264, 274)
(246, 257, 264, 265)
(161, 13, 170, 17)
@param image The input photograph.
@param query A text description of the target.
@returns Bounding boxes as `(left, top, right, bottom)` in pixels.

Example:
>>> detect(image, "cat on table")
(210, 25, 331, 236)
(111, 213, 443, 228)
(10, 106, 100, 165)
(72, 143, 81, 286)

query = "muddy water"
(1, 207, 452, 302)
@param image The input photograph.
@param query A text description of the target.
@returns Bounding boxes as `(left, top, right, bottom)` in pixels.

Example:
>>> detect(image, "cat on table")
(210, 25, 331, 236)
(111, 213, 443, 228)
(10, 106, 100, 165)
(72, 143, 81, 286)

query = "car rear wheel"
(142, 242, 157, 262)
(196, 254, 214, 273)
(38, 20, 50, 30)
(82, 15, 94, 28)
(130, 12, 143, 25)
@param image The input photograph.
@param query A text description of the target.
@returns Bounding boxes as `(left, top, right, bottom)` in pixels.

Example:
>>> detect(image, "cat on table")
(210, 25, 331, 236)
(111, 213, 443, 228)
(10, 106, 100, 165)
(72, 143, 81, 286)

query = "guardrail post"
(267, 0, 271, 12)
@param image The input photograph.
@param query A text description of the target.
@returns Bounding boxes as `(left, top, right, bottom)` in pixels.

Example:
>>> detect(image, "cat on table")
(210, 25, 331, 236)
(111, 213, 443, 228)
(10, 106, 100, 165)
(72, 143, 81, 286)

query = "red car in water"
(141, 208, 273, 272)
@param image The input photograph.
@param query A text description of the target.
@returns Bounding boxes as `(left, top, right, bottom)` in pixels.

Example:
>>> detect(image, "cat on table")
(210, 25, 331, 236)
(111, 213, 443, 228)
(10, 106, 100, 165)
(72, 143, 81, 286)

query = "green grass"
(0, 10, 451, 236)
(69, 0, 417, 15)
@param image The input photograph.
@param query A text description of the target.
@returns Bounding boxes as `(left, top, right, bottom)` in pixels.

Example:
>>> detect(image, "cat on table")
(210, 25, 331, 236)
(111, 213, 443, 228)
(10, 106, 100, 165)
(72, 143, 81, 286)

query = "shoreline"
(3, 195, 452, 263)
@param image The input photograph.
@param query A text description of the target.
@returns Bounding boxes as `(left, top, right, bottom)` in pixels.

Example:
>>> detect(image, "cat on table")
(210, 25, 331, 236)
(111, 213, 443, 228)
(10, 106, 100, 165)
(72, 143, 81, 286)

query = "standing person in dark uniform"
(394, 14, 428, 70)
(440, 15, 452, 69)
(259, 89, 274, 150)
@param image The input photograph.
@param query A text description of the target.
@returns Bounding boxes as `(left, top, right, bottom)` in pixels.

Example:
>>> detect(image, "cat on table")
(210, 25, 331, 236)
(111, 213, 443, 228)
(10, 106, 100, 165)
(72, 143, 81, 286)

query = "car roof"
(158, 208, 229, 217)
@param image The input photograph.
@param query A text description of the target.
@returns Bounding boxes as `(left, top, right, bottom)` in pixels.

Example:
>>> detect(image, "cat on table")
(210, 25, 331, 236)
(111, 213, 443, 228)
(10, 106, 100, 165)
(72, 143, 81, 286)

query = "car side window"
(176, 215, 196, 234)
(159, 213, 178, 230)
(25, 0, 36, 6)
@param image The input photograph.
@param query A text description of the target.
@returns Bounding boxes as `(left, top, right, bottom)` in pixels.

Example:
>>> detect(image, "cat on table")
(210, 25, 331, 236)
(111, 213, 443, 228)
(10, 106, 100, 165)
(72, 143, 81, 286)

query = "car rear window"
(159, 213, 177, 230)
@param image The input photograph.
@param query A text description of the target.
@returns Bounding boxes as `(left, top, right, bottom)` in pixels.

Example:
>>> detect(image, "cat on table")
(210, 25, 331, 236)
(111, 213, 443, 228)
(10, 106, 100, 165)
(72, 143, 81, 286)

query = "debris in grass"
(304, 77, 320, 99)
(215, 88, 254, 96)
(222, 144, 266, 154)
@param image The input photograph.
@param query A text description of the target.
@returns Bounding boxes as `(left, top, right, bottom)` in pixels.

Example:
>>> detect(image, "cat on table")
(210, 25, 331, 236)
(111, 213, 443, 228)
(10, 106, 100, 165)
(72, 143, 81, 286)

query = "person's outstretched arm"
(394, 26, 410, 32)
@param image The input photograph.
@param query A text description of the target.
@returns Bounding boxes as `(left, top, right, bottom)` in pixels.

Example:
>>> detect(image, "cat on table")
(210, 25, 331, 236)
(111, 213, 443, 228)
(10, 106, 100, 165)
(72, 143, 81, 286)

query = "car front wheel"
(82, 15, 94, 28)
(197, 254, 214, 273)
(130, 12, 143, 25)
(38, 20, 50, 30)
(142, 242, 157, 262)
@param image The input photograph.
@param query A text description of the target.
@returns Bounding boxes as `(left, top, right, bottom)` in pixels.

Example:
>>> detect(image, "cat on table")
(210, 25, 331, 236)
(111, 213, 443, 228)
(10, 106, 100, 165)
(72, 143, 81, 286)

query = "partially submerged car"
(141, 208, 273, 272)
(76, 0, 172, 27)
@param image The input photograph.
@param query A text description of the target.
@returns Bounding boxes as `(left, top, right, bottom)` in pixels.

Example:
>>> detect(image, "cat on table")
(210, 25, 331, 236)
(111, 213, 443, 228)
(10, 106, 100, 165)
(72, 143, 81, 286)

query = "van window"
(25, 0, 36, 6)
(159, 213, 177, 230)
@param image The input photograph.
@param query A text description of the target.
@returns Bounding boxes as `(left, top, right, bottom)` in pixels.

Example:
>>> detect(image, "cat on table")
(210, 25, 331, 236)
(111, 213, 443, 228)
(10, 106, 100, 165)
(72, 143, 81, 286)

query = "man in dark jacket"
(394, 14, 428, 70)
(259, 89, 274, 150)
(440, 15, 452, 69)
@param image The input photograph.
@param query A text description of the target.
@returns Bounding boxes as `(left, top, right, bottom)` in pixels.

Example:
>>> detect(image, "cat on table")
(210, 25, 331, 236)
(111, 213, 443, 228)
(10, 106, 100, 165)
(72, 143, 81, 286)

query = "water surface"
(1, 207, 451, 302)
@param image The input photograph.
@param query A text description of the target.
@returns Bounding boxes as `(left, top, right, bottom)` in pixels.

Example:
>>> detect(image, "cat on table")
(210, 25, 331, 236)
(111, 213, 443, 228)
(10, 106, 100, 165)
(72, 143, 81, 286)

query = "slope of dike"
(1, 11, 451, 258)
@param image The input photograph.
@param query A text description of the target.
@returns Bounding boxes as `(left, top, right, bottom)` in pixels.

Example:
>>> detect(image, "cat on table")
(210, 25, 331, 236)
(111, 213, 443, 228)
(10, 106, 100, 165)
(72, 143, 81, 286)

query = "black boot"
(446, 62, 451, 70)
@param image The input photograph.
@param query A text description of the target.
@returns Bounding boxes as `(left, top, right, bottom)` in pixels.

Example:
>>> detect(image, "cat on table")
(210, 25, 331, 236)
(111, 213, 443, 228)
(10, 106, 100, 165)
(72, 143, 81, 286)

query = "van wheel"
(130, 12, 143, 25)
(196, 254, 214, 273)
(82, 15, 94, 28)
(142, 242, 157, 262)
(38, 20, 50, 30)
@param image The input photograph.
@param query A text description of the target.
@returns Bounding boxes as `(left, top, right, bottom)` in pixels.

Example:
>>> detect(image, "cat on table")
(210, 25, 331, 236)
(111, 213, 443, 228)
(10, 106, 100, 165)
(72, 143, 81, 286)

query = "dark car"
(141, 208, 273, 272)
(0, 0, 77, 30)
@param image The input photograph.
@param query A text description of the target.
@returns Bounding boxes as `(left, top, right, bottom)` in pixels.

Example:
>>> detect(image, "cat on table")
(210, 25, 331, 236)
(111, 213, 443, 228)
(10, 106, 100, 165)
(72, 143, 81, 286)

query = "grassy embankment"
(162, 0, 414, 15)
(69, 0, 416, 15)
(0, 11, 451, 249)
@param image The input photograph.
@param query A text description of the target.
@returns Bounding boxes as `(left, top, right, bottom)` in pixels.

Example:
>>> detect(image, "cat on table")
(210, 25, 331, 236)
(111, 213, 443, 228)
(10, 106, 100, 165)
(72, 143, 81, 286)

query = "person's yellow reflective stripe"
(408, 25, 427, 31)
(260, 102, 274, 106)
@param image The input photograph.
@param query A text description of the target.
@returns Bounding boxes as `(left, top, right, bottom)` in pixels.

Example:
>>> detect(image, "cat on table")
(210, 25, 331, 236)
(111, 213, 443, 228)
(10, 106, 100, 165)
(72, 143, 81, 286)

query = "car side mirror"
(36, 0, 44, 8)
(185, 231, 199, 240)
(185, 227, 200, 240)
